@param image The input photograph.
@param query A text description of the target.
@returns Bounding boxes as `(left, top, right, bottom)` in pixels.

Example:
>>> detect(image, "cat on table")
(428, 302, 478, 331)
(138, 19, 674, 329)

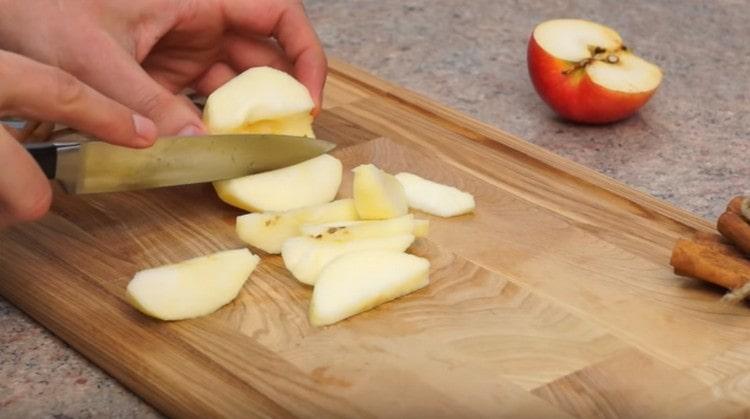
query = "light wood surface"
(2, 58, 748, 418)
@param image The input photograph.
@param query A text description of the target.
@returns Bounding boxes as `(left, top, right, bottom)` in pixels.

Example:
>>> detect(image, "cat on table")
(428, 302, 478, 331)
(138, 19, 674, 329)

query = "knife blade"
(25, 133, 336, 194)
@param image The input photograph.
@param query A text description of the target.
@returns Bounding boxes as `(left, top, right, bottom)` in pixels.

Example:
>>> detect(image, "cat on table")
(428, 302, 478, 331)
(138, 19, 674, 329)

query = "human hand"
(0, 0, 327, 136)
(0, 50, 157, 228)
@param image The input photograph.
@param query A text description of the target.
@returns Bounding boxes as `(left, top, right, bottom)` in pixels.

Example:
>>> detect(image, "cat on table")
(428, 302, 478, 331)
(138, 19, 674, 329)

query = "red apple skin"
(527, 35, 657, 124)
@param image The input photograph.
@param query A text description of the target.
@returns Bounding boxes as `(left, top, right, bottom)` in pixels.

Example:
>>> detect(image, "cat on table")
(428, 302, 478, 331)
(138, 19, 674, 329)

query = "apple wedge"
(126, 249, 260, 321)
(203, 66, 315, 137)
(309, 250, 430, 326)
(214, 154, 342, 212)
(281, 234, 415, 285)
(236, 199, 359, 254)
(352, 164, 408, 220)
(395, 172, 475, 217)
(527, 19, 662, 124)
(300, 214, 429, 241)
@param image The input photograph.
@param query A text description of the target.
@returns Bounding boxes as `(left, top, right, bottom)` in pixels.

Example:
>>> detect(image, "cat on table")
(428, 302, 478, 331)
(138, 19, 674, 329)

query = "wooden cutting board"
(2, 58, 749, 418)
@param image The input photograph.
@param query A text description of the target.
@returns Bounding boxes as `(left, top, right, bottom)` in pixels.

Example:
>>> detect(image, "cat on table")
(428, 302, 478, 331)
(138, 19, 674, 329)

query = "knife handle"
(25, 143, 58, 179)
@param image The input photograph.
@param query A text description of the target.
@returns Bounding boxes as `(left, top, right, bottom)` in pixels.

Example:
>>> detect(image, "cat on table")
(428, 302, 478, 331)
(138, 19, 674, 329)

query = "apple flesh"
(309, 250, 430, 326)
(395, 172, 475, 217)
(235, 199, 359, 254)
(214, 154, 342, 212)
(300, 214, 428, 241)
(527, 19, 662, 124)
(203, 66, 315, 137)
(352, 164, 409, 220)
(126, 249, 260, 321)
(281, 234, 415, 285)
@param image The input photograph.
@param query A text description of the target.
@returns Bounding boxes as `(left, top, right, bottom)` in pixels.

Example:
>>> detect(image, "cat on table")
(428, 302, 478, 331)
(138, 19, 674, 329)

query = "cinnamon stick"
(670, 238, 750, 290)
(718, 202, 750, 256)
(727, 196, 745, 215)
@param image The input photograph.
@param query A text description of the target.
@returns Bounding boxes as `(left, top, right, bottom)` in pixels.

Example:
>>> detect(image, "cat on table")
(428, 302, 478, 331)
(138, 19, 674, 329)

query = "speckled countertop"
(1, 0, 748, 416)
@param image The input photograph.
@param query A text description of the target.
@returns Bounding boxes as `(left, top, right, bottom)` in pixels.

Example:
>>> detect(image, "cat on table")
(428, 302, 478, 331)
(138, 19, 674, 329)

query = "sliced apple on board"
(527, 19, 662, 124)
(309, 250, 430, 326)
(235, 199, 359, 254)
(301, 214, 429, 241)
(214, 154, 342, 212)
(395, 172, 475, 217)
(126, 249, 260, 321)
(281, 234, 416, 285)
(352, 164, 409, 220)
(203, 66, 315, 137)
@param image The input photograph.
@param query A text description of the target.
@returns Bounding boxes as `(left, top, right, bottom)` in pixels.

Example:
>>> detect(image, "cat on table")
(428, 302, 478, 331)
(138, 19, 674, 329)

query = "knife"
(24, 133, 336, 194)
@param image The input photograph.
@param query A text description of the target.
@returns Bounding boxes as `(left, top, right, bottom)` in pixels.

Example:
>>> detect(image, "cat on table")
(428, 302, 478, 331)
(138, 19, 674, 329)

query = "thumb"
(0, 126, 52, 227)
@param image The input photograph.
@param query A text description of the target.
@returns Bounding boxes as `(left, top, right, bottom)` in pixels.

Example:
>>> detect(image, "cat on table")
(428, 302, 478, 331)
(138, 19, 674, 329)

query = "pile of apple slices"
(125, 66, 475, 326)
(234, 160, 474, 326)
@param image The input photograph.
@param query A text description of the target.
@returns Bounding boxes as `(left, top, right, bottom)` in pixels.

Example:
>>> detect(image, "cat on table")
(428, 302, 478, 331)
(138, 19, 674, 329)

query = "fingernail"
(132, 114, 157, 146)
(177, 124, 206, 136)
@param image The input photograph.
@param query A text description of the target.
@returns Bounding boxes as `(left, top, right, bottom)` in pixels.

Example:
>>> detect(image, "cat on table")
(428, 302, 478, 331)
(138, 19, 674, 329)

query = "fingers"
(0, 51, 158, 147)
(223, 0, 328, 113)
(0, 126, 52, 228)
(193, 61, 238, 97)
(63, 36, 206, 135)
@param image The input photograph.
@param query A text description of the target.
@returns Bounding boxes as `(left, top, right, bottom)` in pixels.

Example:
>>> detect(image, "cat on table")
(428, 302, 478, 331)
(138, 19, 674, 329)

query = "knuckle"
(51, 69, 85, 109)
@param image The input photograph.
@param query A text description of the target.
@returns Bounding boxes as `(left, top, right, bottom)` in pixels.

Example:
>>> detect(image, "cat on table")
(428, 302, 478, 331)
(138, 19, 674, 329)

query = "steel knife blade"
(25, 133, 336, 194)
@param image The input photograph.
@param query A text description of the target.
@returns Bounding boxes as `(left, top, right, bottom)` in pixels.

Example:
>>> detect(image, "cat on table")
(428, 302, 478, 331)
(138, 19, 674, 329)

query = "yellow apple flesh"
(309, 250, 430, 326)
(203, 66, 315, 136)
(126, 249, 260, 321)
(352, 164, 409, 220)
(281, 234, 416, 285)
(235, 199, 359, 254)
(395, 172, 475, 217)
(214, 154, 342, 212)
(300, 214, 429, 241)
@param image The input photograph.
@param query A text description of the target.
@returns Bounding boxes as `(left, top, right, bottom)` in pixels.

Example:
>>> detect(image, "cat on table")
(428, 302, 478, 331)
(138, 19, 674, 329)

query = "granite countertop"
(1, 0, 748, 416)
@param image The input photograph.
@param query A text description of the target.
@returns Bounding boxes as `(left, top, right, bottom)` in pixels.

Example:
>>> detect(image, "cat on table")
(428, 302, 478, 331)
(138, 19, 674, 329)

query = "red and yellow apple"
(527, 19, 662, 124)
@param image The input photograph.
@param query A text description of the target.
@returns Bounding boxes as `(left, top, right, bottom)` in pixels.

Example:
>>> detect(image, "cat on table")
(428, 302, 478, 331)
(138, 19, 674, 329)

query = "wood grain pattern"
(1, 57, 748, 417)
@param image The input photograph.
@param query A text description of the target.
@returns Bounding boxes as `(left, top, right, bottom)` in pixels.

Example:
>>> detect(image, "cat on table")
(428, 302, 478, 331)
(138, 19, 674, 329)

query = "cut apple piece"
(214, 154, 342, 212)
(236, 199, 359, 254)
(281, 234, 415, 285)
(527, 19, 662, 124)
(352, 164, 408, 220)
(309, 250, 430, 326)
(395, 172, 475, 217)
(126, 249, 260, 321)
(300, 214, 428, 241)
(203, 66, 315, 136)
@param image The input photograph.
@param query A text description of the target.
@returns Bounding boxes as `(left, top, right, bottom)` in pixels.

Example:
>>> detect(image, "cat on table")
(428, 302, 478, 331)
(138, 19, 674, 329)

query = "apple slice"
(203, 66, 315, 136)
(300, 214, 429, 241)
(281, 234, 415, 285)
(214, 154, 342, 212)
(309, 250, 430, 326)
(352, 164, 408, 220)
(236, 199, 359, 254)
(527, 19, 662, 124)
(126, 249, 260, 321)
(395, 172, 475, 217)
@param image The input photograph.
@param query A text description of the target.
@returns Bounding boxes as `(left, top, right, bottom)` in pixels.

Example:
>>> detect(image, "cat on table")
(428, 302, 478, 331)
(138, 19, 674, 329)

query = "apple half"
(126, 249, 260, 321)
(527, 19, 662, 124)
(309, 250, 430, 326)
